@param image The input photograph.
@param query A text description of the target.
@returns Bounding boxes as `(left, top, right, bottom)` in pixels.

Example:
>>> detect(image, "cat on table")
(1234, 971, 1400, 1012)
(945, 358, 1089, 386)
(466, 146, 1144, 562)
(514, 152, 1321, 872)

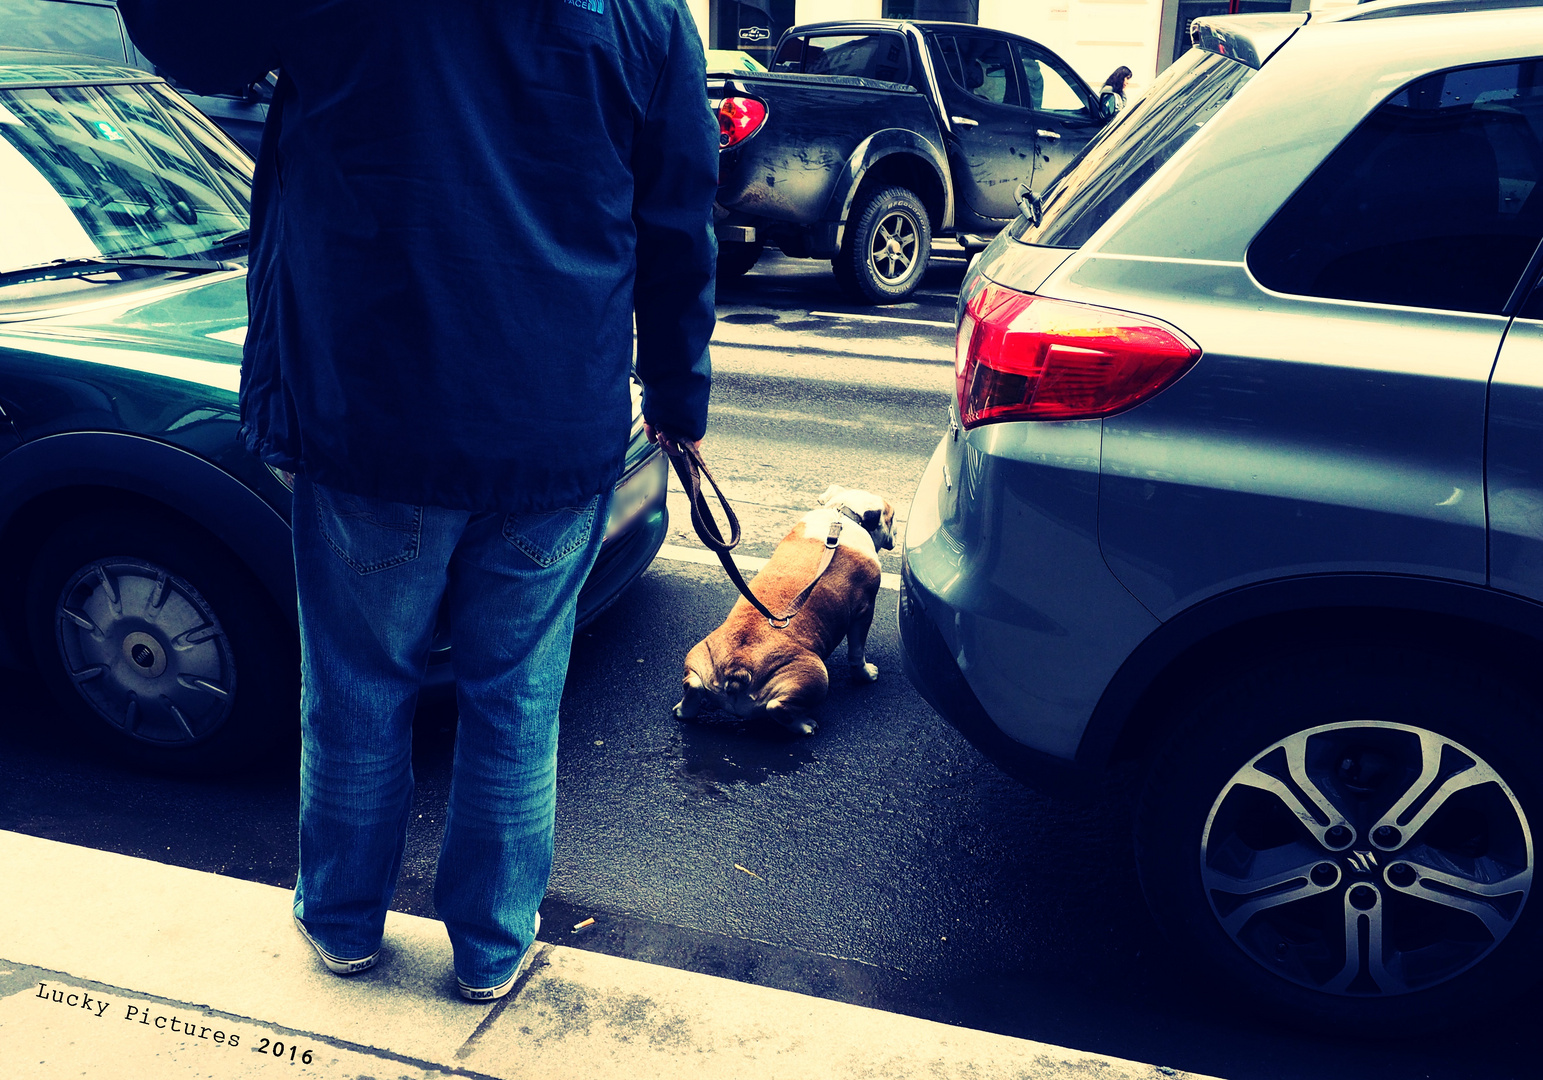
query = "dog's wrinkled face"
(819, 484, 895, 551)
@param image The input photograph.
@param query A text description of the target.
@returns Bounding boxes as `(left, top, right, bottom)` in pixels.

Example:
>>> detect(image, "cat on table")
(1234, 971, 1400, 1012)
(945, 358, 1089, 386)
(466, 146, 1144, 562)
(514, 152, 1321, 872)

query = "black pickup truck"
(711, 19, 1111, 303)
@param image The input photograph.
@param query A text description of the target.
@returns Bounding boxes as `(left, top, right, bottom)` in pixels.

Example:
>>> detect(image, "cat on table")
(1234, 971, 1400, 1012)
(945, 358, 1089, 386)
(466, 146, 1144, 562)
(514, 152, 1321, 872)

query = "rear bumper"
(899, 426, 1160, 776)
(900, 554, 1091, 790)
(714, 214, 842, 259)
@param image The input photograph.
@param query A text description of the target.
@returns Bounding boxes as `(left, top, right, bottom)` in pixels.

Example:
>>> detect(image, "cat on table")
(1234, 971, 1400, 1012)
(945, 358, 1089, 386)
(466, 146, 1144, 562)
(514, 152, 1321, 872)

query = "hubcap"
(54, 557, 236, 746)
(867, 210, 918, 285)
(1201, 722, 1532, 996)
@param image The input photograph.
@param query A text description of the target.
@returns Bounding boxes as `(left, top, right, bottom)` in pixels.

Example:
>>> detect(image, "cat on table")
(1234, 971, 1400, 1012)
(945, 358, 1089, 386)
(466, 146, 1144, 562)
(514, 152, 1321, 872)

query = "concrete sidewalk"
(0, 830, 1219, 1079)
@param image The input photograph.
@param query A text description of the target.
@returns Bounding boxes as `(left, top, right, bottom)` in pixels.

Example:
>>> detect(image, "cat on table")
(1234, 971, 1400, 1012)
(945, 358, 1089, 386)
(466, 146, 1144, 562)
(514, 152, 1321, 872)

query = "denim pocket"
(314, 484, 423, 575)
(502, 496, 598, 568)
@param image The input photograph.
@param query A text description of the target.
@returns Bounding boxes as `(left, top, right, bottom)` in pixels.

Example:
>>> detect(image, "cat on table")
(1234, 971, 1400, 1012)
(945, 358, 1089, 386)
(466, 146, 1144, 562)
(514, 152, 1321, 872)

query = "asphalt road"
(3, 248, 1539, 1080)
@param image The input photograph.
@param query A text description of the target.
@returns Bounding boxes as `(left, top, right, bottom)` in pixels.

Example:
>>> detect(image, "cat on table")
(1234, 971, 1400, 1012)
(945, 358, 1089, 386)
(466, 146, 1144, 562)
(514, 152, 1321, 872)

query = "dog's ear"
(862, 508, 881, 529)
(819, 484, 845, 507)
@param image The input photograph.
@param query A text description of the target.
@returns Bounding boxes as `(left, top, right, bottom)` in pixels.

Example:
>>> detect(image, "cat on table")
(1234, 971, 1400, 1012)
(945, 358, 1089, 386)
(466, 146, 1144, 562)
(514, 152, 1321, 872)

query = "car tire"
(834, 185, 931, 304)
(1134, 648, 1543, 1031)
(717, 240, 763, 282)
(24, 507, 298, 775)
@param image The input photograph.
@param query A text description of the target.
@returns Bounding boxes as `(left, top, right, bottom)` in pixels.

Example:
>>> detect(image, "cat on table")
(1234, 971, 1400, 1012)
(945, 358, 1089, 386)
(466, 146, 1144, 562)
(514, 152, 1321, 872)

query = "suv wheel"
(835, 185, 931, 304)
(1135, 650, 1541, 1029)
(25, 508, 297, 774)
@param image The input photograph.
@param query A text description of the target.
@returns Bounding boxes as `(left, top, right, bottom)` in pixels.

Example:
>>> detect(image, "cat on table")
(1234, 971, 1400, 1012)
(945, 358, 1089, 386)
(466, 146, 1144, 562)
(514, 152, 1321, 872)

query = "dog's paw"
(851, 662, 879, 683)
(765, 700, 818, 736)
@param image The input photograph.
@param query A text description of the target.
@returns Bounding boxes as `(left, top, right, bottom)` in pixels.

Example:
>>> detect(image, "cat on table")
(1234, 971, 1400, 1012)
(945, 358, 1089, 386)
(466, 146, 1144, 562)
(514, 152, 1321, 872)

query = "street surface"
(3, 248, 1539, 1079)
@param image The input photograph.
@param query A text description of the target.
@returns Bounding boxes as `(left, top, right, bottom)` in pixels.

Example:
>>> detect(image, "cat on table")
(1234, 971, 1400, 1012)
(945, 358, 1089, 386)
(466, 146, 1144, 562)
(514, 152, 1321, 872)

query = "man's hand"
(644, 421, 700, 456)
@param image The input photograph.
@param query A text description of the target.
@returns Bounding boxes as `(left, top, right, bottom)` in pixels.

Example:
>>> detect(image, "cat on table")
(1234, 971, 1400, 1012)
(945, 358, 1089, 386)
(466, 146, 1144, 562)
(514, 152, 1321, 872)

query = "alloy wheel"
(1201, 720, 1533, 996)
(867, 210, 919, 284)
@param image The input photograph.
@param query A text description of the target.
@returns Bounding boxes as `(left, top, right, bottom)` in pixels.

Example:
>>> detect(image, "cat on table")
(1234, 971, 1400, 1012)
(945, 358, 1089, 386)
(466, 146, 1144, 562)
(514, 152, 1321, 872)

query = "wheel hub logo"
(1346, 850, 1379, 875)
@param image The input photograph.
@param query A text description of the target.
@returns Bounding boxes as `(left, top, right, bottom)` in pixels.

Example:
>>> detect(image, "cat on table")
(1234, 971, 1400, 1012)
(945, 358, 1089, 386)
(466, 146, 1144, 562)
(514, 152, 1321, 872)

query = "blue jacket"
(119, 0, 717, 512)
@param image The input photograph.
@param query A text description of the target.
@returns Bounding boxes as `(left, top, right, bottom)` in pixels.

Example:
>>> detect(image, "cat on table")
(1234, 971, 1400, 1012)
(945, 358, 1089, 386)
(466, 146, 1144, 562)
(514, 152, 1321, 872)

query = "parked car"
(711, 18, 1109, 303)
(704, 48, 766, 74)
(0, 0, 270, 155)
(0, 48, 670, 774)
(901, 0, 1543, 1029)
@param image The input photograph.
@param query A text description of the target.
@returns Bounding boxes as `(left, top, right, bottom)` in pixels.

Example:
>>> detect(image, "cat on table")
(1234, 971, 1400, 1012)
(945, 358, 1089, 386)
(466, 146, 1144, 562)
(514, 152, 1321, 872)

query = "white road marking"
(808, 310, 954, 329)
(655, 543, 900, 592)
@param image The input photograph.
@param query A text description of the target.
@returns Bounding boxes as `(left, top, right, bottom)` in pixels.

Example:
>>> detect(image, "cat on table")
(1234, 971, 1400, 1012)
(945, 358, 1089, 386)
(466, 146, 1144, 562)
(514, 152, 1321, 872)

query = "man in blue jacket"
(120, 0, 717, 1000)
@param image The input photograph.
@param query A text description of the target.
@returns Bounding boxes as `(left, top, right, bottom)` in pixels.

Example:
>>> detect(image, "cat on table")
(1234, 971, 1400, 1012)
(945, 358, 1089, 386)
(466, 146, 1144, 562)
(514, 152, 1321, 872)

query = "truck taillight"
(717, 96, 767, 149)
(956, 283, 1200, 428)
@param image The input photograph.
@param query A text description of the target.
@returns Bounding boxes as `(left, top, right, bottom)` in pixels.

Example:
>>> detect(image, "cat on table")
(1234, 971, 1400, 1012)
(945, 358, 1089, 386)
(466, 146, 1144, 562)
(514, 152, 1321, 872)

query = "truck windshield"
(1009, 48, 1255, 250)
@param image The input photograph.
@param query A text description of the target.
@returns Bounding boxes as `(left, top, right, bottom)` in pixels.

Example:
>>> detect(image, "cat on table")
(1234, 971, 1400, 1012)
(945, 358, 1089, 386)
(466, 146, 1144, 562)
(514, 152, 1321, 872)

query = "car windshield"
(1009, 48, 1256, 249)
(0, 81, 251, 276)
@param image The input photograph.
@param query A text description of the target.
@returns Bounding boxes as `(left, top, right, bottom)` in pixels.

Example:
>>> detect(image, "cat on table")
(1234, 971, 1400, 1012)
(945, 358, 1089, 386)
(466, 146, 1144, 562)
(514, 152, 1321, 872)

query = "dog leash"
(659, 437, 843, 630)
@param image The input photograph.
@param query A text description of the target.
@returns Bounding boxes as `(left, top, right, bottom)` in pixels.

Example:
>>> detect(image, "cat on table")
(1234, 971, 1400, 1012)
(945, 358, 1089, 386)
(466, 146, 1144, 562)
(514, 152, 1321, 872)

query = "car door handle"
(1036, 128, 1061, 140)
(951, 115, 979, 127)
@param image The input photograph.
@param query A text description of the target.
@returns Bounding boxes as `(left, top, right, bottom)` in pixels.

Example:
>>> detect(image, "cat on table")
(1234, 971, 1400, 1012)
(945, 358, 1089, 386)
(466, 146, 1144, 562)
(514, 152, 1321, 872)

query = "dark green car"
(0, 50, 670, 773)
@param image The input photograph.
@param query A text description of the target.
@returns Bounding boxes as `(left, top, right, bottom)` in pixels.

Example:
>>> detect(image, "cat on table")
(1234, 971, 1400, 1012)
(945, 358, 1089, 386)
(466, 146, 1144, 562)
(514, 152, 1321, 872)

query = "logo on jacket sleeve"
(564, 0, 604, 12)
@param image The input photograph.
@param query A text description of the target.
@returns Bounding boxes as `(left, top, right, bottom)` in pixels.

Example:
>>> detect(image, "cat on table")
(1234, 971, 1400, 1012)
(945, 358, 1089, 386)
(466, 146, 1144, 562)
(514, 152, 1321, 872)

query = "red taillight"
(717, 96, 766, 150)
(956, 282, 1200, 428)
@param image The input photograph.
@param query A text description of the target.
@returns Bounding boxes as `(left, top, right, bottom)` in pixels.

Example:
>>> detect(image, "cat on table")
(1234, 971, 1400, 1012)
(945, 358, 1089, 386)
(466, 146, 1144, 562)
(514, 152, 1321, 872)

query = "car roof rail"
(1334, 0, 1543, 21)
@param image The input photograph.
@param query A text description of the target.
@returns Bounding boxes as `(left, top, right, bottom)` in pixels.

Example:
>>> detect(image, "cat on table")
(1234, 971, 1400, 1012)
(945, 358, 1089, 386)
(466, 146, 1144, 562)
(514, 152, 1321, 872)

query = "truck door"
(1011, 41, 1105, 192)
(931, 33, 1034, 226)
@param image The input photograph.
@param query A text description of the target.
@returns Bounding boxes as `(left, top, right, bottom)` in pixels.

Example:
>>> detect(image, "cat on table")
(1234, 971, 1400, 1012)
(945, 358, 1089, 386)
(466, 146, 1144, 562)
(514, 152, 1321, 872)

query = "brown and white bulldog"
(672, 485, 895, 735)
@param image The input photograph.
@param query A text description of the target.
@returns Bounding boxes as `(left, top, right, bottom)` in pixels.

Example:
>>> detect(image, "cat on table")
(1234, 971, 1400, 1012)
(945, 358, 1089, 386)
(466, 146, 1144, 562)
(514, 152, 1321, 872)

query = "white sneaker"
(294, 916, 379, 975)
(458, 912, 541, 1002)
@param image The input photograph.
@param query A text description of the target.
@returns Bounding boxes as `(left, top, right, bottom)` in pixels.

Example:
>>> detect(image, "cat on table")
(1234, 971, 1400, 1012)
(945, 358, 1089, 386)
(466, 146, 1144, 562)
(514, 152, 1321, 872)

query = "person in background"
(1099, 65, 1136, 115)
(116, 0, 717, 1002)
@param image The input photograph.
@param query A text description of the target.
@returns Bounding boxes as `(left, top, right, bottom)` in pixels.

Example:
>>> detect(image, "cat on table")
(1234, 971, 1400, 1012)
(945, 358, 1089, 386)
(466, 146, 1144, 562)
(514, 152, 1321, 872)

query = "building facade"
(687, 0, 1358, 88)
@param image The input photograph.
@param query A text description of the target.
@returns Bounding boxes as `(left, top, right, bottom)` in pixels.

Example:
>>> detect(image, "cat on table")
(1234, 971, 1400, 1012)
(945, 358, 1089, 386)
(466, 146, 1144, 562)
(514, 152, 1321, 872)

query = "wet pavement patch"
(719, 312, 780, 324)
(673, 719, 817, 786)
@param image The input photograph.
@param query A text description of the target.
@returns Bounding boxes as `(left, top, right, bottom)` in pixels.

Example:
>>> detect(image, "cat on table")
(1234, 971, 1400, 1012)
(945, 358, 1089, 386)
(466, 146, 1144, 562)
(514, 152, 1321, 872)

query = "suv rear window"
(772, 32, 911, 83)
(1250, 60, 1543, 315)
(1009, 48, 1255, 249)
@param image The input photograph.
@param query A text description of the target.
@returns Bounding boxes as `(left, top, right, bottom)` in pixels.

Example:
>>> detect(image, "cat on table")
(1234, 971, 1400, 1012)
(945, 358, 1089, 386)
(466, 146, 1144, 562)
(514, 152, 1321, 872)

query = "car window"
(0, 82, 249, 271)
(0, 0, 128, 65)
(1013, 48, 1254, 247)
(1250, 59, 1543, 315)
(780, 32, 910, 83)
(770, 35, 804, 72)
(148, 83, 253, 203)
(937, 35, 1019, 106)
(1014, 43, 1089, 116)
(929, 34, 965, 86)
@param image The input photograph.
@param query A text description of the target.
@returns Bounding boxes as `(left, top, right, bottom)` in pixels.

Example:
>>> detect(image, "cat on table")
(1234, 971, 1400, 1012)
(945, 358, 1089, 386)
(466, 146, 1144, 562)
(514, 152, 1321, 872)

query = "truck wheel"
(25, 507, 298, 774)
(835, 186, 931, 304)
(717, 240, 763, 282)
(1134, 649, 1543, 1031)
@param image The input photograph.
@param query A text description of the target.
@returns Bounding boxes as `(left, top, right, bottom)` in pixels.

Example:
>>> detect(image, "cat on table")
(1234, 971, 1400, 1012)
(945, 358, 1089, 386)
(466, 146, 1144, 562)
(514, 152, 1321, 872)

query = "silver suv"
(901, 0, 1543, 1029)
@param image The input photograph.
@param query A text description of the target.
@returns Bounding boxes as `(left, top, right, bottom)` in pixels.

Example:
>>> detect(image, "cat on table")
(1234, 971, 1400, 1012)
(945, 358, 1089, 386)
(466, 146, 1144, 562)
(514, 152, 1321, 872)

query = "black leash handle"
(660, 437, 840, 630)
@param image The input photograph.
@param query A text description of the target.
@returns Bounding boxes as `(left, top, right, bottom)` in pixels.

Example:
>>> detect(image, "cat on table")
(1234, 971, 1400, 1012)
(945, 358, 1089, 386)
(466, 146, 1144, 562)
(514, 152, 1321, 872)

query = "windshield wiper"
(0, 254, 237, 286)
(207, 229, 250, 250)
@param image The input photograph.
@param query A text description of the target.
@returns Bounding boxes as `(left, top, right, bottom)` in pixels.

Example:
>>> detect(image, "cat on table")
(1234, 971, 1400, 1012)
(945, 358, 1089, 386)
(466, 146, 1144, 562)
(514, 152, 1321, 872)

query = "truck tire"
(835, 185, 931, 304)
(717, 240, 763, 282)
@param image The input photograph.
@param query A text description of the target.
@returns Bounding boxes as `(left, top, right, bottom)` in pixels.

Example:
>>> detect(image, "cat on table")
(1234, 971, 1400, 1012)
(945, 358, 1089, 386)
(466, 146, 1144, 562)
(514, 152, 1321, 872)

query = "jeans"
(290, 474, 609, 987)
